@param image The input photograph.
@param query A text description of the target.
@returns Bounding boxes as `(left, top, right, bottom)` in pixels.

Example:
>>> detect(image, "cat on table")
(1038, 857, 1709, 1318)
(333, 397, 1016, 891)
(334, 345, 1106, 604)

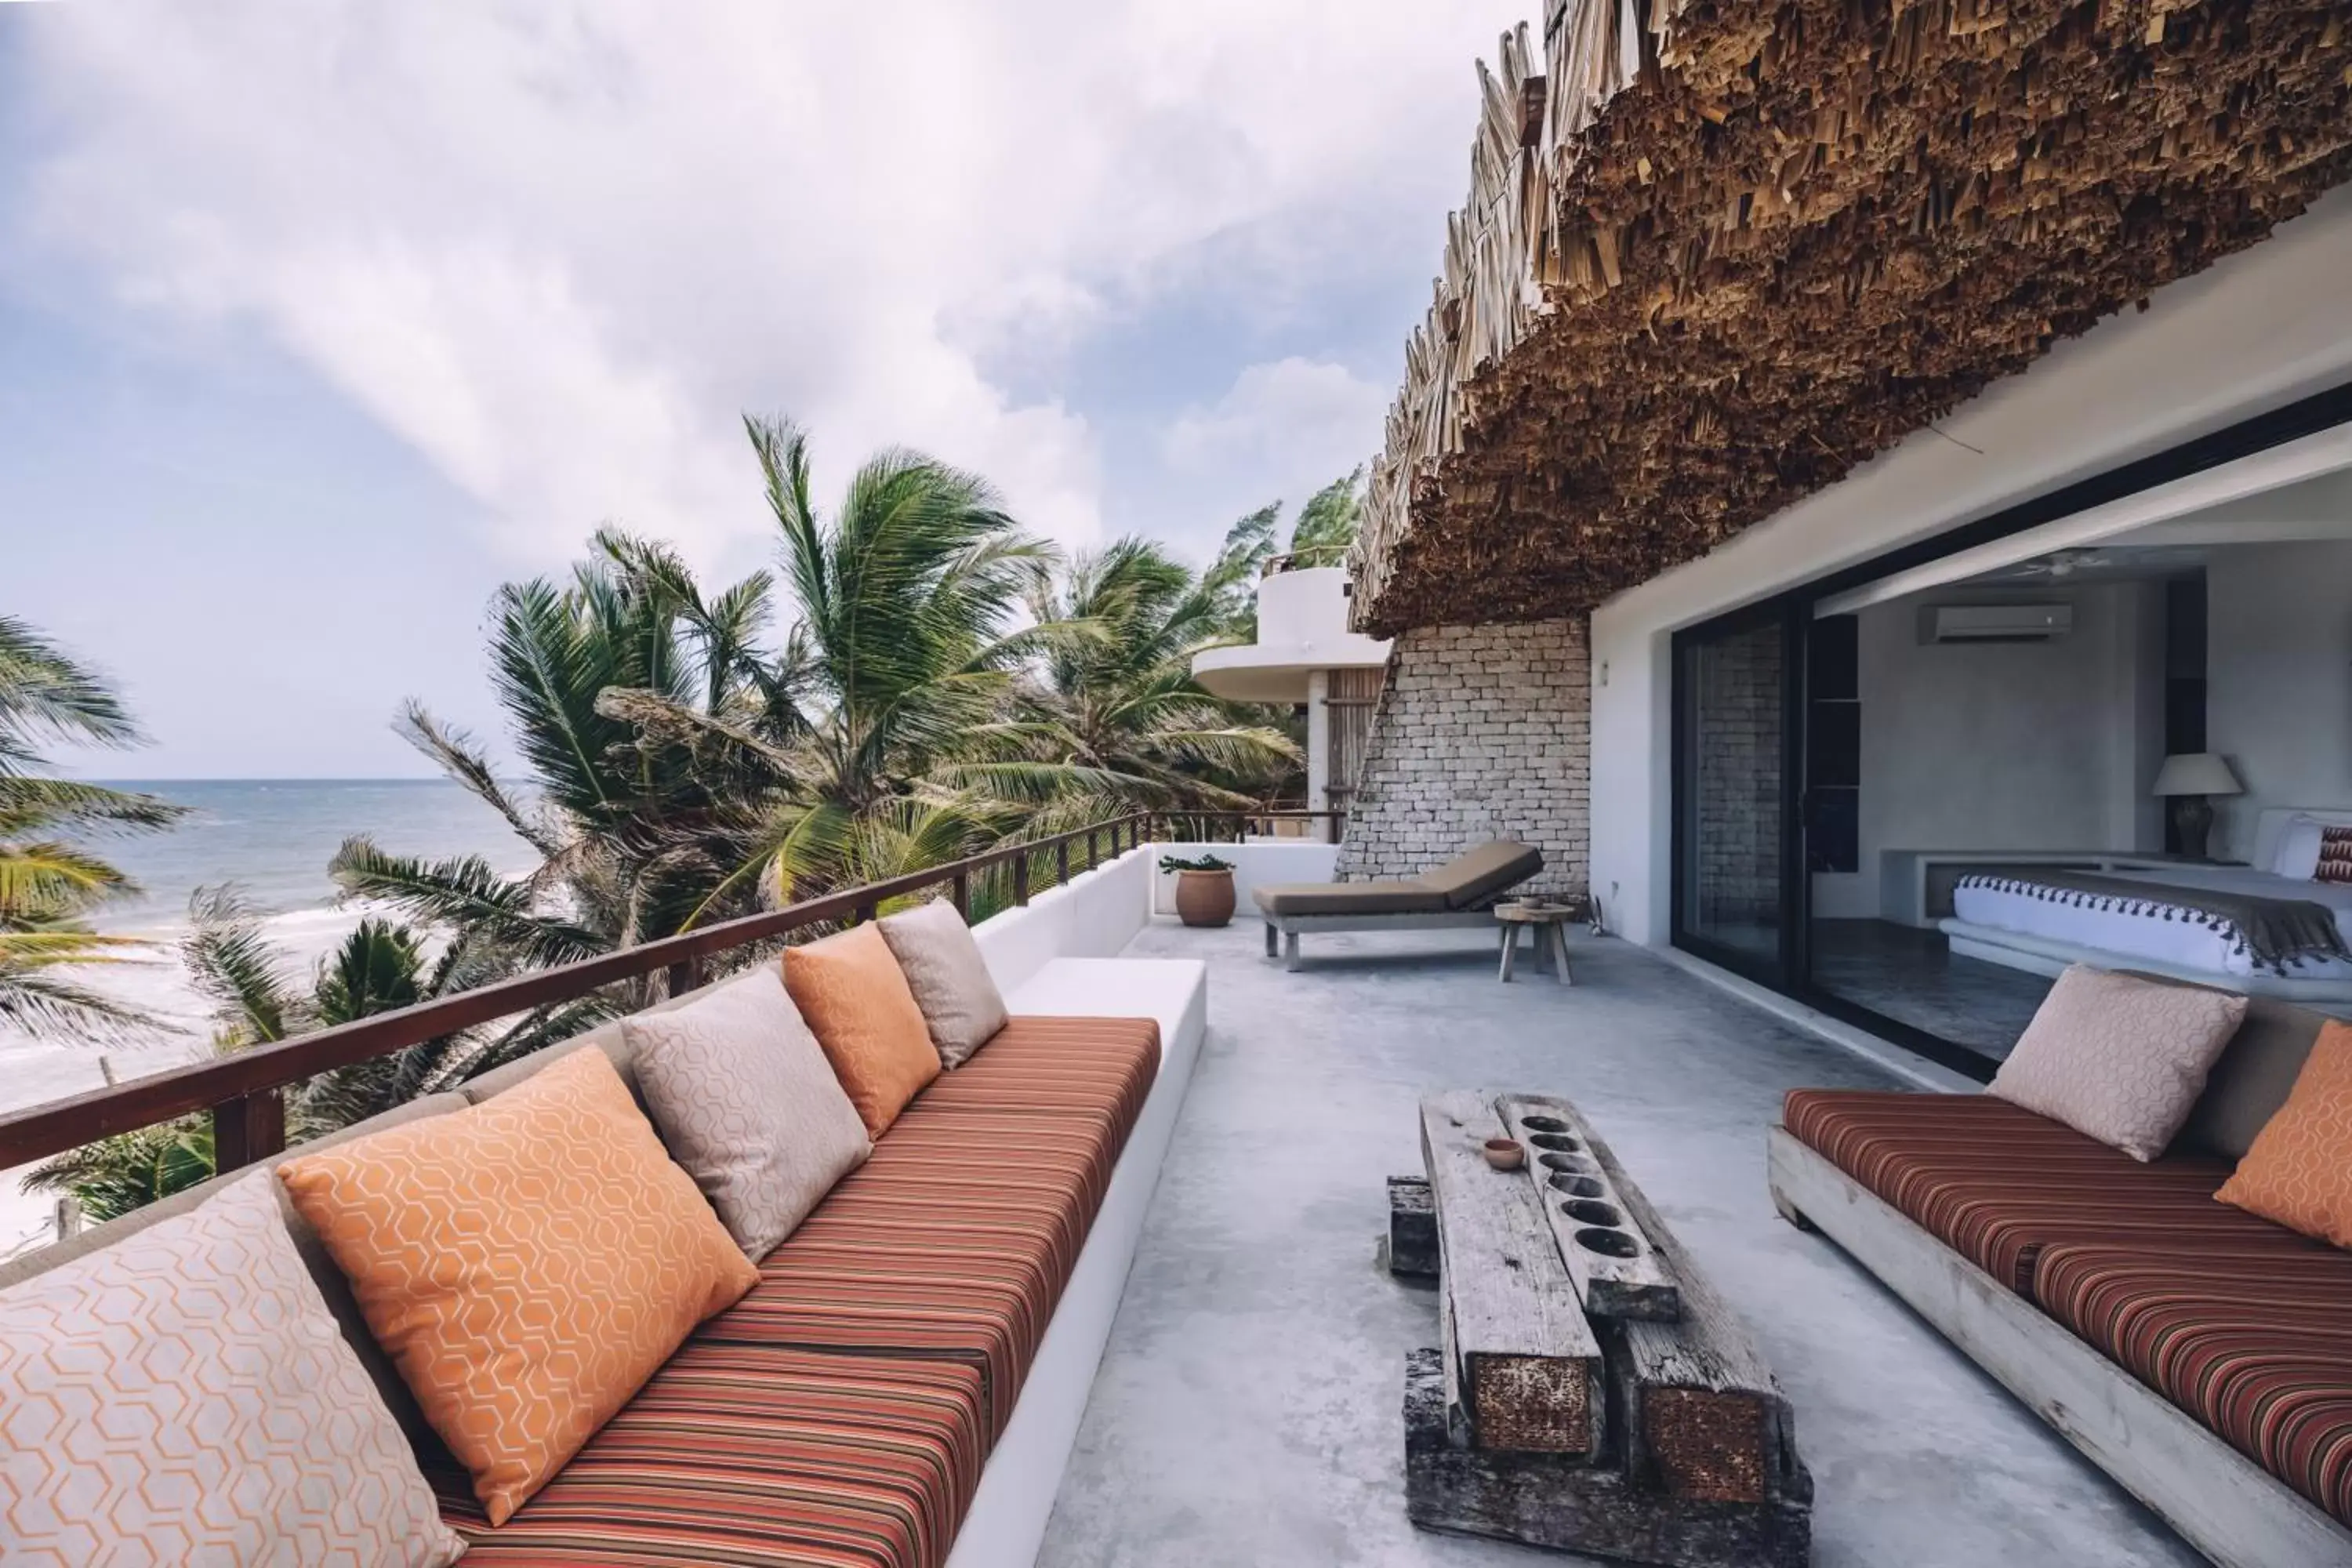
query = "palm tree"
(978, 537, 1298, 821)
(0, 615, 184, 1041)
(608, 416, 1067, 914)
(1200, 467, 1367, 641)
(26, 887, 613, 1220)
(330, 530, 779, 1001)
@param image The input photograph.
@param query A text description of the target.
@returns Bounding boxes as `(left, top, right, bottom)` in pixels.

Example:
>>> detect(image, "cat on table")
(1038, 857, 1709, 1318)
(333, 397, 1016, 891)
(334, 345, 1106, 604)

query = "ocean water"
(87, 779, 537, 935)
(2, 779, 534, 1257)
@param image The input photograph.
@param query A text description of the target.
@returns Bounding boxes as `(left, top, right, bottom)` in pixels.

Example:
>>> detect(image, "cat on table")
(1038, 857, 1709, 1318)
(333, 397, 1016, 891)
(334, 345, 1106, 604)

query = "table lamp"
(2152, 753, 2242, 862)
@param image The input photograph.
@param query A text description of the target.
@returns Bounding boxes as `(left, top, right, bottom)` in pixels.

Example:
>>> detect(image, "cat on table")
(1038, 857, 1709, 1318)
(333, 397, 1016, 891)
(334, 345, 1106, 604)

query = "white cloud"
(1162, 356, 1389, 534)
(14, 0, 1510, 568)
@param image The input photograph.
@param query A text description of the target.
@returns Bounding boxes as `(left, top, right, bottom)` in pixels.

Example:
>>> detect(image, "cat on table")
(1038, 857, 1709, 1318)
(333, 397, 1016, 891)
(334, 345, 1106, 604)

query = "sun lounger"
(1254, 841, 1544, 969)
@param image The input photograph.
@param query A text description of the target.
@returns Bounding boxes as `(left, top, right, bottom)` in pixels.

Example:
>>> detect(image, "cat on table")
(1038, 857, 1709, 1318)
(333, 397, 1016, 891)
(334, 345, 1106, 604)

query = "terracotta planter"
(1174, 869, 1236, 927)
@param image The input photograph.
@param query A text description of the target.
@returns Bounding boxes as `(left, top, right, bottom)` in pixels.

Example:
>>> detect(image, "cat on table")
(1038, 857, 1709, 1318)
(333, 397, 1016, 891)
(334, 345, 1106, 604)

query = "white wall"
(1149, 841, 1339, 916)
(1809, 583, 2165, 918)
(1590, 188, 2352, 945)
(2208, 539, 2352, 860)
(967, 840, 1345, 986)
(970, 849, 1152, 995)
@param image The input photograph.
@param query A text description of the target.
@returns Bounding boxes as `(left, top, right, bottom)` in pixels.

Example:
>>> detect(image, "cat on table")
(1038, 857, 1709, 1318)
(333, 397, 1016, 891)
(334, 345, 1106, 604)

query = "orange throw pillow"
(278, 1047, 757, 1525)
(782, 922, 942, 1136)
(2217, 1020, 2352, 1249)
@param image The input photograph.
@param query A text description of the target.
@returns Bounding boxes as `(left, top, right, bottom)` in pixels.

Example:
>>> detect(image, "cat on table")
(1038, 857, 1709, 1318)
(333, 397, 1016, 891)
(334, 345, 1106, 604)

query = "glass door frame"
(1665, 378, 2352, 1083)
(1668, 597, 1809, 993)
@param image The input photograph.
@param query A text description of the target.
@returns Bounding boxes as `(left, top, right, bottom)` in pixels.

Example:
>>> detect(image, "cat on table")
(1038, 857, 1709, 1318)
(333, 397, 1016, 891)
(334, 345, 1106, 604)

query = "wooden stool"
(1494, 901, 1576, 985)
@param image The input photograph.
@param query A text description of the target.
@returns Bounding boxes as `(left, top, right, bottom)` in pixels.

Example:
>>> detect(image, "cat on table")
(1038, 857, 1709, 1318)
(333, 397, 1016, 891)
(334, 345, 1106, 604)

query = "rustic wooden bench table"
(1391, 1091, 1813, 1566)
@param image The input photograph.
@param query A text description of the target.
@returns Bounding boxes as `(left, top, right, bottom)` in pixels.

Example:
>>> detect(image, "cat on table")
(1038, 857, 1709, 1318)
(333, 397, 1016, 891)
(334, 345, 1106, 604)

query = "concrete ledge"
(943, 955, 1208, 1568)
(1650, 945, 1979, 1094)
(1767, 1126, 2352, 1568)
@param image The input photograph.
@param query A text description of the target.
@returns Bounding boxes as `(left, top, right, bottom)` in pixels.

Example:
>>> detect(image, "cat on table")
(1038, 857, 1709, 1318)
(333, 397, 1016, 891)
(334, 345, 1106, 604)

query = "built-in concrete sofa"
(1769, 985, 2352, 1568)
(1, 922, 1207, 1568)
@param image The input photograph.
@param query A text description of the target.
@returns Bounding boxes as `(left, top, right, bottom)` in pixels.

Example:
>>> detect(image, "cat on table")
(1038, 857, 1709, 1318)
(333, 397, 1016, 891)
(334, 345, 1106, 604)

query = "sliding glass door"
(1672, 610, 1797, 985)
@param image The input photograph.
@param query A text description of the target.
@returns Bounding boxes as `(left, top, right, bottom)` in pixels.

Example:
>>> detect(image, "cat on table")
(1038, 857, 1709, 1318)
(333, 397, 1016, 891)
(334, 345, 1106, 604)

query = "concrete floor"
(1036, 920, 2203, 1568)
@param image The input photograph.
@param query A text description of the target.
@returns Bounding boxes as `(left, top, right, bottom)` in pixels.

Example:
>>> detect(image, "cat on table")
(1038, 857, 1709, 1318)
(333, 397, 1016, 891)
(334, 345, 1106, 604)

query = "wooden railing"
(0, 809, 1345, 1175)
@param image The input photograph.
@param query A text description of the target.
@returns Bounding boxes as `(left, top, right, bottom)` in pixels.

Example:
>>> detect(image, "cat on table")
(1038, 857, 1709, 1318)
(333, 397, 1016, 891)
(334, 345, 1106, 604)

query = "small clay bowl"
(1482, 1137, 1526, 1171)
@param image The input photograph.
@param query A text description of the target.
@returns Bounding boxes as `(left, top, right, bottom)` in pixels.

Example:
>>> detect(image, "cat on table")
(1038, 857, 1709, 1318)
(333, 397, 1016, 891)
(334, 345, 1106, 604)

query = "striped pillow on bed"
(2318, 826, 2352, 884)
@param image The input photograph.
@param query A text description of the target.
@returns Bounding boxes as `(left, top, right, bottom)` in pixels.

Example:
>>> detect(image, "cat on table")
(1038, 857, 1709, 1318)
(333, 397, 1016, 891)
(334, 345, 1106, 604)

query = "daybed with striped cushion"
(1769, 990, 2352, 1568)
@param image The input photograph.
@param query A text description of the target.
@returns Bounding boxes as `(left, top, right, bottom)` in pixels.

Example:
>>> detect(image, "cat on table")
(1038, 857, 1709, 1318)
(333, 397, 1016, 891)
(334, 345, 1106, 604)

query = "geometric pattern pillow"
(1989, 965, 2248, 1161)
(2318, 825, 2352, 884)
(0, 1174, 465, 1566)
(782, 924, 942, 1137)
(2218, 1020, 2352, 1247)
(626, 966, 872, 1258)
(279, 1047, 759, 1525)
(878, 898, 1008, 1068)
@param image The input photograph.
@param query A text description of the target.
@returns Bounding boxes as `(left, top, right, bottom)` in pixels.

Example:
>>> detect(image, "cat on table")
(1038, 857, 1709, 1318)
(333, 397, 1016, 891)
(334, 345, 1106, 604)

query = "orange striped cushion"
(2036, 1236, 2352, 1526)
(280, 1047, 759, 1524)
(914, 1015, 1159, 1141)
(437, 1341, 985, 1566)
(1783, 1089, 2236, 1293)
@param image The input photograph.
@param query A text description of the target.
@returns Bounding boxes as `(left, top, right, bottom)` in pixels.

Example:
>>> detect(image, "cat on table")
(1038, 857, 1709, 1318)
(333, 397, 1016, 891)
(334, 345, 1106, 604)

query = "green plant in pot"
(1160, 853, 1236, 928)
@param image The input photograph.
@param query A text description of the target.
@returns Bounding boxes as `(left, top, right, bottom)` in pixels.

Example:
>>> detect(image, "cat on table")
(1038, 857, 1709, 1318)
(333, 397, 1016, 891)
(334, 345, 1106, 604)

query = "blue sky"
(2, 2, 1508, 778)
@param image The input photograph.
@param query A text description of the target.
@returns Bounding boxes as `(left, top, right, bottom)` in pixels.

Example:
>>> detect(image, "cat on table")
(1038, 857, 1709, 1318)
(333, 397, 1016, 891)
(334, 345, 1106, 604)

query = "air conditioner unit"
(1927, 604, 2073, 644)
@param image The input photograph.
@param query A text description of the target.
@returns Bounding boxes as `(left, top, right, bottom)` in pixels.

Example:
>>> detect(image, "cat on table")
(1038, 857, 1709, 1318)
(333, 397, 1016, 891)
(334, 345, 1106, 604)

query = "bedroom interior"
(1680, 439, 2352, 1075)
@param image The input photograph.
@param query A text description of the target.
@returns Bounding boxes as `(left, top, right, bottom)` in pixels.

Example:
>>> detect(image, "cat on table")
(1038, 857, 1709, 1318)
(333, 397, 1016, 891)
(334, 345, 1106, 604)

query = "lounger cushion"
(2035, 1235, 2352, 1527)
(1252, 880, 1448, 916)
(1782, 1089, 2238, 1294)
(436, 1341, 985, 1566)
(1419, 840, 1544, 908)
(698, 1016, 1159, 1439)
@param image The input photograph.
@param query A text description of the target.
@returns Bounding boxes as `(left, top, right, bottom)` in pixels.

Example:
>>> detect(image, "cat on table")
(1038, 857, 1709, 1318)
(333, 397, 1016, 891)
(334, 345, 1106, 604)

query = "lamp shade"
(2152, 753, 2243, 798)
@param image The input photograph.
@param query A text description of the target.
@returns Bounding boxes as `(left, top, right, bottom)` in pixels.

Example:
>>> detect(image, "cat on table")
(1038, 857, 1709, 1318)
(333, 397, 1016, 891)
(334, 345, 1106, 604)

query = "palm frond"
(0, 615, 146, 762)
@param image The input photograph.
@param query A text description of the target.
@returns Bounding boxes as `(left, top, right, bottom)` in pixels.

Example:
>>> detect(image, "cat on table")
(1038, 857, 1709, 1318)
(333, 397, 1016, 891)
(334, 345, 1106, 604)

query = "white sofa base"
(942, 956, 1207, 1568)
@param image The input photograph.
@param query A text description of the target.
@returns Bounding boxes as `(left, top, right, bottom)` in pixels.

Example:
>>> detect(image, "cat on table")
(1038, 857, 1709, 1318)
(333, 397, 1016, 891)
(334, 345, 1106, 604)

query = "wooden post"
(214, 1087, 286, 1172)
(666, 955, 703, 998)
(53, 1196, 83, 1241)
(1058, 840, 1070, 887)
(1421, 1092, 1604, 1455)
(1388, 1174, 1439, 1279)
(853, 899, 877, 927)
(1013, 855, 1029, 906)
(952, 871, 970, 918)
(1087, 829, 1098, 869)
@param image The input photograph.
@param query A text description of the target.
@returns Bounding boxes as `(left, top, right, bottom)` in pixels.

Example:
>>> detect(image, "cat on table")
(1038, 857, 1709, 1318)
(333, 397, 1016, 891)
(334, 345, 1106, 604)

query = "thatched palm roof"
(1350, 0, 2352, 637)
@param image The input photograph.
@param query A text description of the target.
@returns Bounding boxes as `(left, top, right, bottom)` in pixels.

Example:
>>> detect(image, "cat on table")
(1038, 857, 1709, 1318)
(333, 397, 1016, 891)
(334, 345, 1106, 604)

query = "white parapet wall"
(963, 840, 1345, 992)
(1149, 840, 1340, 919)
(967, 846, 1156, 996)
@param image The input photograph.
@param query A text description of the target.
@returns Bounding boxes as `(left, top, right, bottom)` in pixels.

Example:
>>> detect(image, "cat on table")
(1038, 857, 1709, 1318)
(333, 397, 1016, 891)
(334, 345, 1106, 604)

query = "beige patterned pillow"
(878, 898, 1008, 1068)
(0, 1173, 463, 1566)
(1990, 965, 2249, 1160)
(626, 966, 873, 1258)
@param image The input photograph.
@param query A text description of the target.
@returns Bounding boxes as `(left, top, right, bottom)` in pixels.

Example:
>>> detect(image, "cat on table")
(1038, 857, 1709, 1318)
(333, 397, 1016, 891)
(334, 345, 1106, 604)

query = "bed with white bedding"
(1937, 808, 2352, 1003)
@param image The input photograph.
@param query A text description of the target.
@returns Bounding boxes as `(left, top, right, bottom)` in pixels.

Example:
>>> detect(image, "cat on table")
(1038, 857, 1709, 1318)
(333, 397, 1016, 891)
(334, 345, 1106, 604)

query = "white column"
(1306, 669, 1331, 813)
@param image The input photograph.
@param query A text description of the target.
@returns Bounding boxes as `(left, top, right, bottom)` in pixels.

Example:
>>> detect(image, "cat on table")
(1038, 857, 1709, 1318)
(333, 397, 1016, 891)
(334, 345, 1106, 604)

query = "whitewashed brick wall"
(1335, 618, 1591, 902)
